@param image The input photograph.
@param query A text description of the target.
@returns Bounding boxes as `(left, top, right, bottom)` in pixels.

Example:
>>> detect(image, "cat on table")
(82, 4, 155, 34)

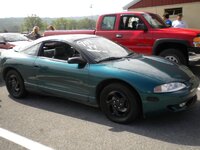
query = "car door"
(95, 15, 118, 45)
(115, 15, 153, 55)
(34, 41, 89, 102)
(96, 14, 153, 55)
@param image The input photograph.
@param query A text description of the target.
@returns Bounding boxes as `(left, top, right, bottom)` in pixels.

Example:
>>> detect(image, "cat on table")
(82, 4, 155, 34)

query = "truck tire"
(159, 48, 187, 65)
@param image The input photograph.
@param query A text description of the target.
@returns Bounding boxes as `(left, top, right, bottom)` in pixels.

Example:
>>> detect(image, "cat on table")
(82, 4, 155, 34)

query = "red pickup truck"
(44, 11, 200, 65)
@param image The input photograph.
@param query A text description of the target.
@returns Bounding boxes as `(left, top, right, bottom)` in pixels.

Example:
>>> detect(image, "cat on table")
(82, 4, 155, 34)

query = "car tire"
(100, 83, 140, 124)
(159, 49, 187, 65)
(5, 70, 27, 98)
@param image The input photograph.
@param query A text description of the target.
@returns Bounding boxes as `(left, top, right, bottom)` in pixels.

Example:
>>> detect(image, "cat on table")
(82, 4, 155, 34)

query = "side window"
(119, 15, 145, 30)
(40, 42, 57, 58)
(101, 15, 116, 30)
(21, 43, 41, 56)
(40, 41, 79, 61)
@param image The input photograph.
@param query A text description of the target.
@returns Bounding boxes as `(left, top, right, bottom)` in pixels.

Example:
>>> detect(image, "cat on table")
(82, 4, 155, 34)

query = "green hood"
(108, 55, 194, 83)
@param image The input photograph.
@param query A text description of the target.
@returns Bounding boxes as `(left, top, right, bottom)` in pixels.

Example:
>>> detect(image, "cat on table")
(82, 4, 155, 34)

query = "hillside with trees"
(0, 15, 97, 33)
(0, 18, 24, 32)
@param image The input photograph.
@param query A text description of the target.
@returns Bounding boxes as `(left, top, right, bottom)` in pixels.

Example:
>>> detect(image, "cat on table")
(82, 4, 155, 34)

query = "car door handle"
(116, 34, 123, 38)
(35, 65, 49, 71)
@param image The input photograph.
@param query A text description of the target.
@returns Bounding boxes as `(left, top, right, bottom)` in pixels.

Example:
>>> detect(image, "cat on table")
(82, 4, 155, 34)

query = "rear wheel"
(159, 49, 187, 65)
(5, 70, 27, 98)
(100, 83, 140, 124)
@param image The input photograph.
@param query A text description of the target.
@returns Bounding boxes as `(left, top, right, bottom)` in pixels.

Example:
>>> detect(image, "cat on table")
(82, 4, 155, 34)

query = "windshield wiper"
(96, 57, 123, 63)
(125, 52, 135, 58)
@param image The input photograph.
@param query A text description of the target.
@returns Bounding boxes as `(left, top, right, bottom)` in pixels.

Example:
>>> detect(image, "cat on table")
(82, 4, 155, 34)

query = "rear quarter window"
(101, 15, 116, 30)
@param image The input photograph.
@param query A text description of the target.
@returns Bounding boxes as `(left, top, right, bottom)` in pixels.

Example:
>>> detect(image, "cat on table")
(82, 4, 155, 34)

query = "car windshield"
(142, 13, 167, 29)
(2, 33, 29, 42)
(75, 37, 132, 62)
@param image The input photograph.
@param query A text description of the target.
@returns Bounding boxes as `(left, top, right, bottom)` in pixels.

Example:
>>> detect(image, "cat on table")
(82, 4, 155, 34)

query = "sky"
(0, 0, 133, 18)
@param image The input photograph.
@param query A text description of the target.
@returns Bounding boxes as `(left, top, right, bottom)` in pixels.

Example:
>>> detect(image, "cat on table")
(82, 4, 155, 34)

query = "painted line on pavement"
(0, 128, 54, 150)
(198, 87, 200, 91)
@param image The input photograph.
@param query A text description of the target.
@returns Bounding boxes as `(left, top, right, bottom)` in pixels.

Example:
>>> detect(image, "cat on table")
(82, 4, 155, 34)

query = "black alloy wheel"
(100, 83, 140, 124)
(5, 70, 26, 98)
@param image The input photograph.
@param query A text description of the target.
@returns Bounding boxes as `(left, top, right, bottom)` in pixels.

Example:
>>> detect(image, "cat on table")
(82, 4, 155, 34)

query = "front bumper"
(188, 47, 200, 62)
(167, 94, 197, 111)
(142, 76, 199, 116)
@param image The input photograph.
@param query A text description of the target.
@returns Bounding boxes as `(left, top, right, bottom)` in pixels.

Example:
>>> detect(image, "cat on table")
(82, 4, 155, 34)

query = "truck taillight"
(193, 36, 200, 47)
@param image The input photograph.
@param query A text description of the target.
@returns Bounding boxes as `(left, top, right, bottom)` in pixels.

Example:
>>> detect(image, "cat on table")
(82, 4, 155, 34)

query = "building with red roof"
(123, 0, 200, 29)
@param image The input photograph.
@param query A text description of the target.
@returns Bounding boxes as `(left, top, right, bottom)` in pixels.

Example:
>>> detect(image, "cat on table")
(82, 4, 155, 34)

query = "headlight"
(193, 36, 200, 47)
(154, 82, 186, 93)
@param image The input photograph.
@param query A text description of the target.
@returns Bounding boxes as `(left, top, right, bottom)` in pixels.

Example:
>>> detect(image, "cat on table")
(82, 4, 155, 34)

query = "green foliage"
(23, 14, 44, 32)
(0, 18, 24, 33)
(52, 18, 69, 30)
(52, 18, 96, 30)
(78, 18, 96, 29)
(0, 16, 97, 33)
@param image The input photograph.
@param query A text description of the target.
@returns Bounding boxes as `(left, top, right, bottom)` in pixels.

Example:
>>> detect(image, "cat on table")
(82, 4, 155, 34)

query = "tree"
(77, 18, 96, 29)
(52, 18, 68, 30)
(23, 14, 44, 32)
(52, 17, 96, 30)
(67, 19, 78, 30)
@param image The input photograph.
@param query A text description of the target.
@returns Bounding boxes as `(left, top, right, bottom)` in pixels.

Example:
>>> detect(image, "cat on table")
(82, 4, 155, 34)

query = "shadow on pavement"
(9, 89, 200, 147)
(0, 81, 5, 87)
(3, 62, 200, 147)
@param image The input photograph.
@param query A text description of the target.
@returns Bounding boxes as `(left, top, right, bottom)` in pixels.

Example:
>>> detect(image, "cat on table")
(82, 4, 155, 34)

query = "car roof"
(102, 11, 153, 16)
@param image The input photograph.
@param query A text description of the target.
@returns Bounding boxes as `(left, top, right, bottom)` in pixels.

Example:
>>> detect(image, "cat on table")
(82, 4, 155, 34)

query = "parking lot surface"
(0, 63, 200, 150)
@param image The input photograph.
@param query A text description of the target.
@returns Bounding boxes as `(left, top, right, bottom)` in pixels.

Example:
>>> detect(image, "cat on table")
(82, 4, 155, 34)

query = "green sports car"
(0, 34, 199, 123)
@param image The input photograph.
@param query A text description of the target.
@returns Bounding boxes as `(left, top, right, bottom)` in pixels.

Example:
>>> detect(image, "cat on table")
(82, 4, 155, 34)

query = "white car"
(0, 33, 31, 50)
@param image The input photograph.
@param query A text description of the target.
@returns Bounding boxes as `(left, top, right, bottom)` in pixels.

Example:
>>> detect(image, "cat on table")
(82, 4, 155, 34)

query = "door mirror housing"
(137, 24, 148, 32)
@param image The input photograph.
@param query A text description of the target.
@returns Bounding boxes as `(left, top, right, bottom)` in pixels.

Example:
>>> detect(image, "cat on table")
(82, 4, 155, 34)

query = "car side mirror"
(68, 57, 86, 65)
(137, 24, 148, 32)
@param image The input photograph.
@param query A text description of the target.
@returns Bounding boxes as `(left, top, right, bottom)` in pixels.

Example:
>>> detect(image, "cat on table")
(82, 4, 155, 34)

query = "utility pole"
(90, 3, 94, 29)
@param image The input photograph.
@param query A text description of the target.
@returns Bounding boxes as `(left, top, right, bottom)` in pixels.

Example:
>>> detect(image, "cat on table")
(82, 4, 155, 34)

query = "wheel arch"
(3, 67, 23, 81)
(95, 79, 143, 115)
(152, 38, 189, 59)
(3, 67, 27, 98)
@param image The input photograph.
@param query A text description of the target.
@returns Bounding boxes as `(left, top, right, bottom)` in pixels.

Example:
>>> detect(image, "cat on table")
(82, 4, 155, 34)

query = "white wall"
(128, 2, 200, 29)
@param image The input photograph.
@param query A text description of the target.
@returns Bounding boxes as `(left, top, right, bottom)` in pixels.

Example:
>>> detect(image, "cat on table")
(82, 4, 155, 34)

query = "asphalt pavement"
(0, 63, 200, 150)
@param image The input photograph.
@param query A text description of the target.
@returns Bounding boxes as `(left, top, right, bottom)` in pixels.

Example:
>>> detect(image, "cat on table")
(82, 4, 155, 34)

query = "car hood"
(106, 55, 194, 83)
(160, 27, 200, 36)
